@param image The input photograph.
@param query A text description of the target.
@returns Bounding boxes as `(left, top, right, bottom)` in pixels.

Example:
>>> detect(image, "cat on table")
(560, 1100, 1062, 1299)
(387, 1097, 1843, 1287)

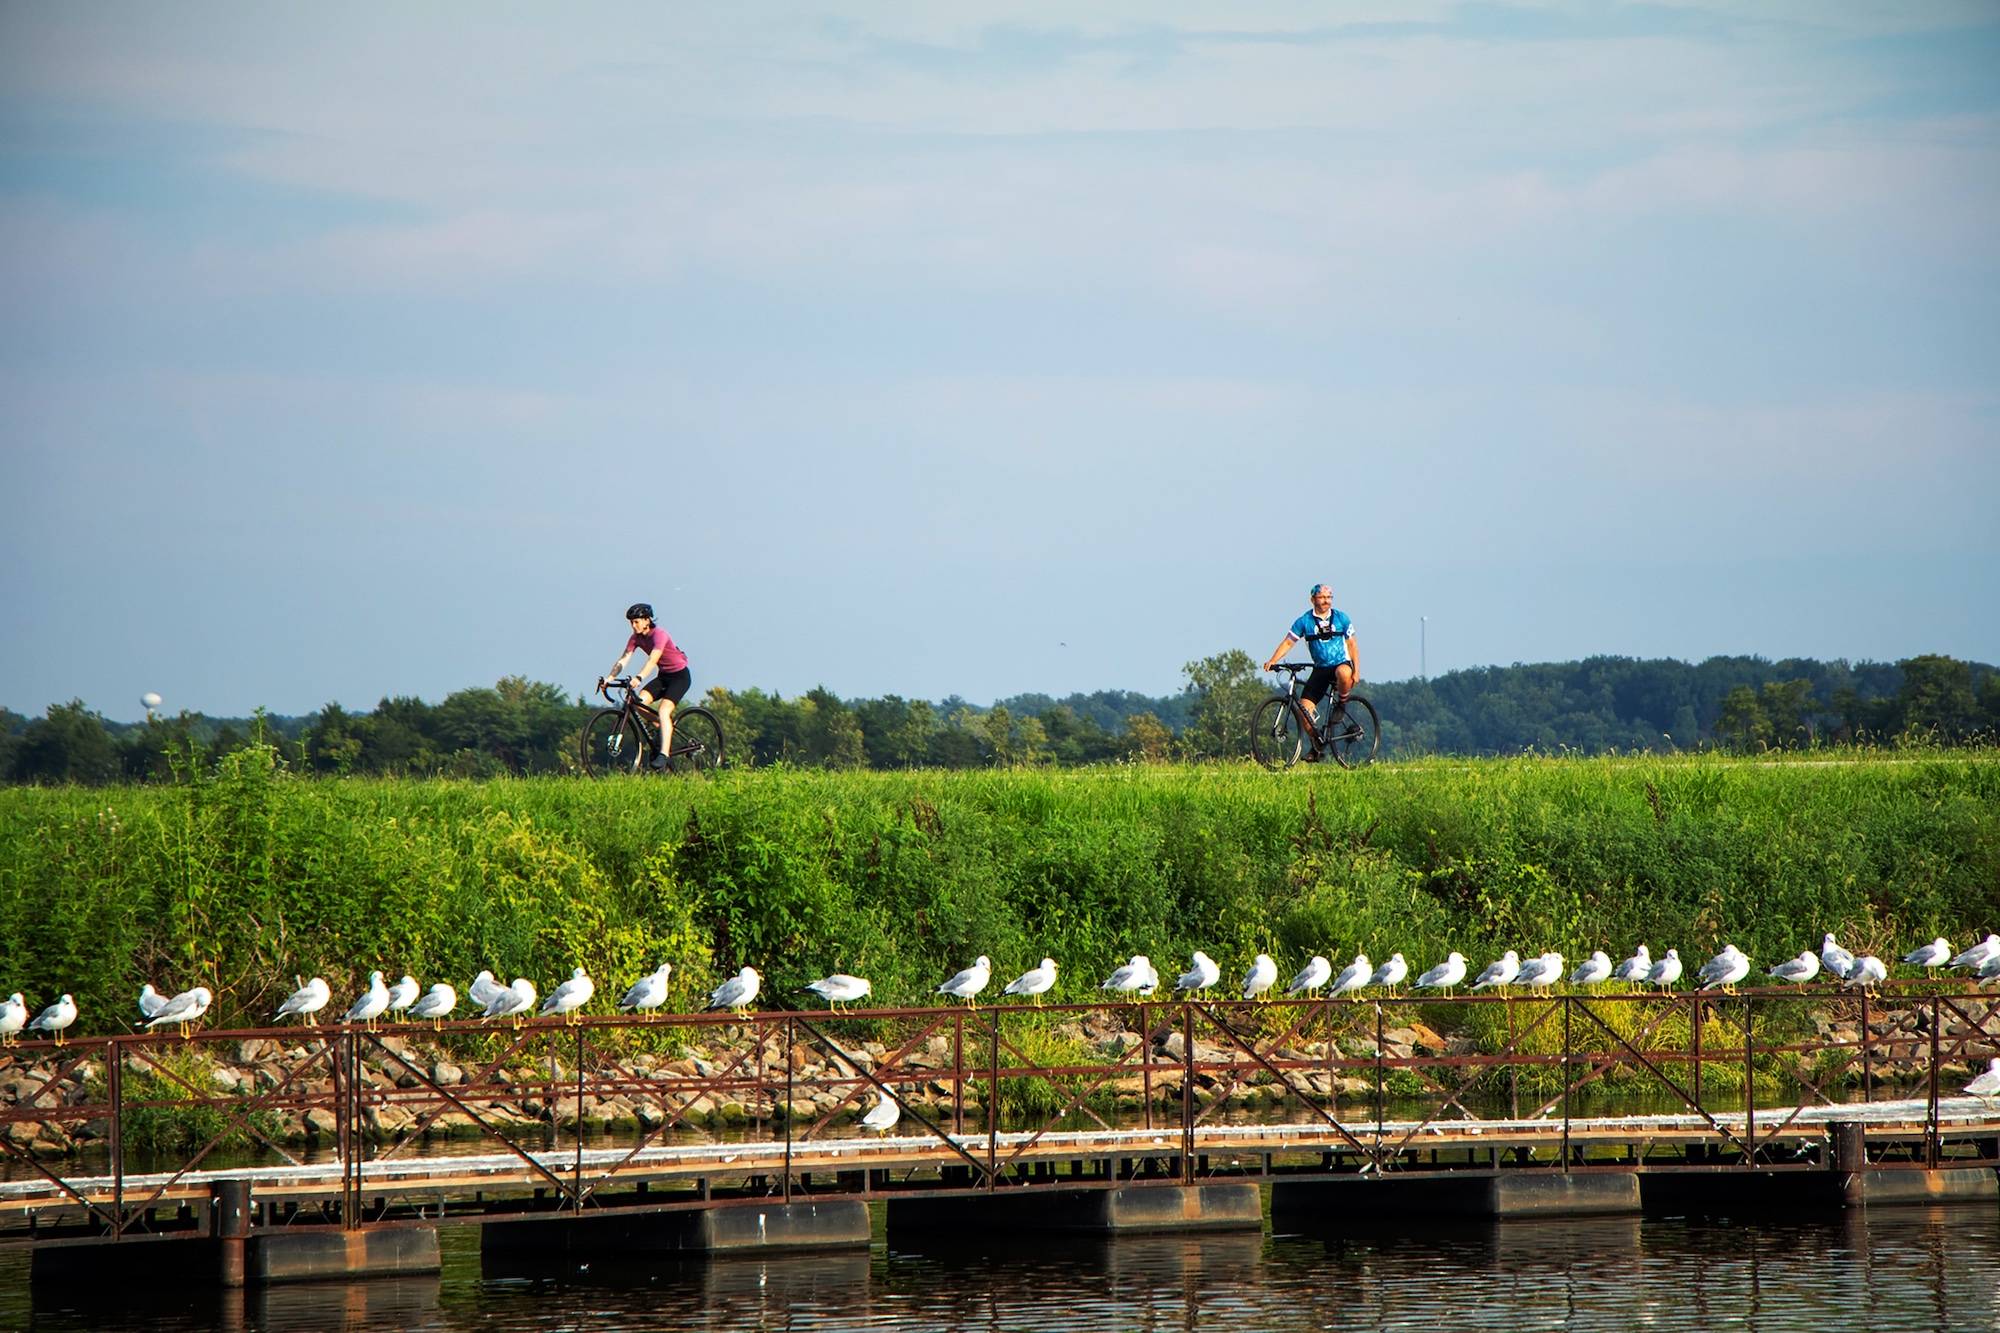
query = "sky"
(2, 2, 1996, 722)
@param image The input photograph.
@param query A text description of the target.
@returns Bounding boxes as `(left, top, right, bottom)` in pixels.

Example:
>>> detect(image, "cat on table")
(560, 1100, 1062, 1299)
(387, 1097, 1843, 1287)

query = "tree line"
(2, 653, 1993, 783)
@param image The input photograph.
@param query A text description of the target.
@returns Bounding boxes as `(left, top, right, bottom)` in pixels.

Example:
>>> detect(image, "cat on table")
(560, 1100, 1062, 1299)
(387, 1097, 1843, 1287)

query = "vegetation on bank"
(1, 744, 1995, 1042)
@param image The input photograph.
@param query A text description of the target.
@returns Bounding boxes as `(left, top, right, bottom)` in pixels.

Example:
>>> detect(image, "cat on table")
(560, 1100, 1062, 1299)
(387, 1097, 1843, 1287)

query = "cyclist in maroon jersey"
(603, 603, 691, 770)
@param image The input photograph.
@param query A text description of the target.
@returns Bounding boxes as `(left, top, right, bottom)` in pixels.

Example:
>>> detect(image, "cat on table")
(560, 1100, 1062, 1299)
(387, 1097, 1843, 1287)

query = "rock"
(235, 1039, 276, 1064)
(304, 1108, 338, 1137)
(432, 1061, 464, 1087)
(211, 1067, 243, 1093)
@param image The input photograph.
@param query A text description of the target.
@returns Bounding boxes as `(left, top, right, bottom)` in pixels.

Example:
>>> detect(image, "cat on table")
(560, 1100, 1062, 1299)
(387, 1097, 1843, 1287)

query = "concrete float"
(887, 1182, 1263, 1238)
(479, 1197, 872, 1269)
(1272, 1171, 1642, 1227)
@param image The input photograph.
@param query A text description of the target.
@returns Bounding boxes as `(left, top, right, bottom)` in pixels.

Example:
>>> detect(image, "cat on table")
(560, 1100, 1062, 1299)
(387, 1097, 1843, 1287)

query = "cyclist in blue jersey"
(1262, 583, 1358, 730)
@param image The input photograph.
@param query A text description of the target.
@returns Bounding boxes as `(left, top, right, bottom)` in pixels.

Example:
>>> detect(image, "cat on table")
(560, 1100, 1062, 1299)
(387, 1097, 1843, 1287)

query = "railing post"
(1373, 1001, 1385, 1161)
(109, 1035, 123, 1238)
(1181, 1002, 1195, 1184)
(1927, 993, 1941, 1169)
(1859, 989, 1873, 1104)
(986, 1010, 1000, 1190)
(783, 1016, 794, 1203)
(574, 1023, 585, 1212)
(1561, 996, 1571, 1172)
(1690, 992, 1703, 1123)
(1506, 998, 1519, 1119)
(953, 1010, 966, 1135)
(1742, 993, 1755, 1166)
(1141, 1000, 1153, 1132)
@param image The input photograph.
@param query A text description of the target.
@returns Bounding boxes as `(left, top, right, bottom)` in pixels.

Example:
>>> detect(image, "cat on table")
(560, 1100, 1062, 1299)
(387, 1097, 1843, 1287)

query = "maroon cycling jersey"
(626, 627, 688, 674)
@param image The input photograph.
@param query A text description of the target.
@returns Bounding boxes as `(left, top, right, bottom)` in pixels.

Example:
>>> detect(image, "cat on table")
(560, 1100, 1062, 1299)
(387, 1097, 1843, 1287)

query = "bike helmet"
(625, 603, 654, 621)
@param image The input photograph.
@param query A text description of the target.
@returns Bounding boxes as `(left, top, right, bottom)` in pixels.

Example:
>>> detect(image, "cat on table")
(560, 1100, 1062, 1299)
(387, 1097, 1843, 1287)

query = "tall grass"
(1, 747, 1994, 1037)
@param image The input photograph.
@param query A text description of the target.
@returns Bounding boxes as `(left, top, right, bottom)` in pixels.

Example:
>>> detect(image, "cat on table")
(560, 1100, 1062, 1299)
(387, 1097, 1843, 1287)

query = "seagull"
(1570, 952, 1613, 986)
(938, 956, 992, 1007)
(1647, 949, 1683, 992)
(469, 970, 507, 1010)
(1699, 949, 1751, 994)
(484, 978, 538, 1026)
(1978, 955, 2000, 988)
(408, 983, 457, 1030)
(138, 984, 170, 1021)
(1903, 938, 1952, 969)
(705, 967, 761, 1012)
(1767, 952, 1821, 985)
(540, 967, 595, 1023)
(344, 971, 390, 1029)
(1004, 959, 1058, 1006)
(1136, 957, 1161, 996)
(1821, 934, 1856, 982)
(1948, 935, 2000, 971)
(1285, 956, 1332, 998)
(618, 964, 673, 1013)
(1329, 954, 1373, 999)
(1966, 1057, 2000, 1099)
(1471, 951, 1521, 992)
(1241, 954, 1278, 1001)
(0, 993, 25, 1047)
(1101, 956, 1156, 998)
(1843, 955, 1888, 990)
(1174, 951, 1221, 997)
(803, 973, 872, 1010)
(275, 977, 332, 1025)
(1613, 945, 1652, 985)
(144, 987, 210, 1038)
(386, 975, 420, 1016)
(1415, 953, 1468, 994)
(860, 1091, 901, 1133)
(30, 994, 78, 1044)
(1371, 953, 1409, 992)
(1515, 953, 1564, 992)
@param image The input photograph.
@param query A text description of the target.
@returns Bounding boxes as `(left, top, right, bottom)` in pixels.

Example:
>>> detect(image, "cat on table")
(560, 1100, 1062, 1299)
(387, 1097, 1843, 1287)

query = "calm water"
(4, 1205, 1998, 1331)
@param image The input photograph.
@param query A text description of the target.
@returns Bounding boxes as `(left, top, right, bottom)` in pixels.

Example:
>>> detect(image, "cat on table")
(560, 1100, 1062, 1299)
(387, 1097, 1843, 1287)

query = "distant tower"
(142, 691, 162, 720)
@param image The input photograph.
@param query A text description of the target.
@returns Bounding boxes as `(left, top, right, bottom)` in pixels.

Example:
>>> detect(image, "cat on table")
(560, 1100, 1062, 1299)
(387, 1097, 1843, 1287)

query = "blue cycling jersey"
(1290, 608, 1353, 667)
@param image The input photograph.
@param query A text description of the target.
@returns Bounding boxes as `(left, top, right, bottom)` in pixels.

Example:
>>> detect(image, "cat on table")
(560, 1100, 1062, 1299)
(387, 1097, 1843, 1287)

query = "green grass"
(1, 746, 1995, 1040)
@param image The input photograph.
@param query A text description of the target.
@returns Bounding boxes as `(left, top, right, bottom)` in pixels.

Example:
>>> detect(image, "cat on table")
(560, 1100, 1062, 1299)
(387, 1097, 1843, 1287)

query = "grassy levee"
(1, 746, 1996, 1038)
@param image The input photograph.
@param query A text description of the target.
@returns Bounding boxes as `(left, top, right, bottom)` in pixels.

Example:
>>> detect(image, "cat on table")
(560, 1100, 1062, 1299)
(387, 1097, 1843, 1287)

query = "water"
(4, 1204, 1998, 1331)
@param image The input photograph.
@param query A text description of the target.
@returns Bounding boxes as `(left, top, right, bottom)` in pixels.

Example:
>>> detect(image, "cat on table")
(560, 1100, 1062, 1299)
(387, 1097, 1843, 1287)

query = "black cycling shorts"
(1302, 664, 1350, 705)
(639, 667, 691, 706)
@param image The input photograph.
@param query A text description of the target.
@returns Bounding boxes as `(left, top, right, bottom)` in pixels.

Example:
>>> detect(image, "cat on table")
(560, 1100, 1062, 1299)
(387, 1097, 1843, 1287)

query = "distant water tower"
(142, 691, 162, 719)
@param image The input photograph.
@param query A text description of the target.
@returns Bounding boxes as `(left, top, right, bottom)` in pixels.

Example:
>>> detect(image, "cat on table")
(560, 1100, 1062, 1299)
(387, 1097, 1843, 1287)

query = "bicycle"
(579, 679, 725, 776)
(1251, 664, 1380, 770)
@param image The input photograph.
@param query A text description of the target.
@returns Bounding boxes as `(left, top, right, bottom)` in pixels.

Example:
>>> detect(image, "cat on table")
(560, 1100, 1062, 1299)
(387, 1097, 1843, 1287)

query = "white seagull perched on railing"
(618, 964, 673, 1013)
(1285, 956, 1332, 998)
(1329, 954, 1374, 999)
(1101, 955, 1155, 999)
(1977, 955, 2000, 988)
(1949, 935, 2000, 971)
(937, 956, 992, 1007)
(1371, 953, 1409, 993)
(275, 977, 331, 1025)
(1767, 952, 1821, 986)
(1515, 953, 1564, 992)
(705, 967, 761, 1013)
(469, 970, 506, 1011)
(344, 971, 390, 1030)
(803, 973, 872, 1011)
(1004, 959, 1058, 1006)
(860, 1091, 902, 1133)
(144, 987, 210, 1038)
(1613, 945, 1652, 985)
(1697, 946, 1750, 994)
(1471, 951, 1521, 992)
(1965, 1058, 2000, 1099)
(483, 978, 537, 1026)
(540, 968, 595, 1023)
(1570, 952, 1613, 986)
(1903, 938, 1952, 969)
(408, 983, 456, 1030)
(1647, 949, 1684, 992)
(386, 975, 420, 1017)
(138, 984, 170, 1021)
(33, 993, 80, 1044)
(1821, 934, 1856, 982)
(0, 994, 25, 1047)
(1174, 951, 1221, 997)
(1843, 955, 1888, 990)
(1241, 954, 1277, 1001)
(1415, 953, 1468, 994)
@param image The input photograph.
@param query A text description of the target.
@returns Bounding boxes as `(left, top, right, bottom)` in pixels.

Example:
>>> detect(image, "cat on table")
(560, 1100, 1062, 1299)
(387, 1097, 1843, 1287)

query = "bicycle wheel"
(1325, 696, 1380, 769)
(664, 706, 724, 775)
(580, 709, 650, 777)
(1250, 696, 1308, 771)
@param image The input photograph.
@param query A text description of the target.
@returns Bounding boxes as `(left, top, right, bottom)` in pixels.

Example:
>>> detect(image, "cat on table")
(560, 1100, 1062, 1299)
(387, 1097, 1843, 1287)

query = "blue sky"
(2, 2, 1996, 721)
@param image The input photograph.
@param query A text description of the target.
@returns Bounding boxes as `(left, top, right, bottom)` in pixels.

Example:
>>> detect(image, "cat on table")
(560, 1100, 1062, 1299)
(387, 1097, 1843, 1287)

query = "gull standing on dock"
(1647, 949, 1684, 992)
(1101, 956, 1155, 999)
(1285, 956, 1332, 998)
(1471, 951, 1521, 992)
(1241, 954, 1278, 1001)
(860, 1091, 902, 1133)
(275, 977, 331, 1025)
(1415, 953, 1467, 994)
(1371, 953, 1409, 993)
(483, 978, 538, 1025)
(540, 968, 595, 1023)
(469, 970, 506, 1010)
(0, 994, 27, 1046)
(1977, 955, 2000, 987)
(1965, 1058, 2000, 1099)
(31, 994, 79, 1044)
(1821, 934, 1857, 982)
(1329, 954, 1373, 999)
(1004, 959, 1058, 1005)
(1174, 951, 1221, 997)
(1844, 955, 1888, 990)
(386, 975, 420, 1017)
(1571, 952, 1613, 986)
(1515, 953, 1563, 992)
(144, 987, 210, 1038)
(1698, 946, 1750, 994)
(618, 964, 673, 1013)
(1613, 945, 1652, 985)
(1949, 935, 2000, 971)
(706, 967, 761, 1012)
(1767, 952, 1821, 985)
(408, 983, 456, 1029)
(804, 973, 872, 1011)
(1903, 938, 1952, 969)
(938, 957, 992, 1007)
(138, 984, 169, 1021)
(344, 971, 390, 1030)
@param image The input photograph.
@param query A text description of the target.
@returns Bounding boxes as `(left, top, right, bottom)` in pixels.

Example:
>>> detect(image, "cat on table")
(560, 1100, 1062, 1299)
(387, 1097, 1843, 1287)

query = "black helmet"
(625, 603, 654, 621)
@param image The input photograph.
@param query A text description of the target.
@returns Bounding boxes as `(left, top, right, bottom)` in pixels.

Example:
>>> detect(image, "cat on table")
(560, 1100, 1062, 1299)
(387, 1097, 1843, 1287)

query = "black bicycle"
(1251, 664, 1379, 770)
(579, 679, 724, 776)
